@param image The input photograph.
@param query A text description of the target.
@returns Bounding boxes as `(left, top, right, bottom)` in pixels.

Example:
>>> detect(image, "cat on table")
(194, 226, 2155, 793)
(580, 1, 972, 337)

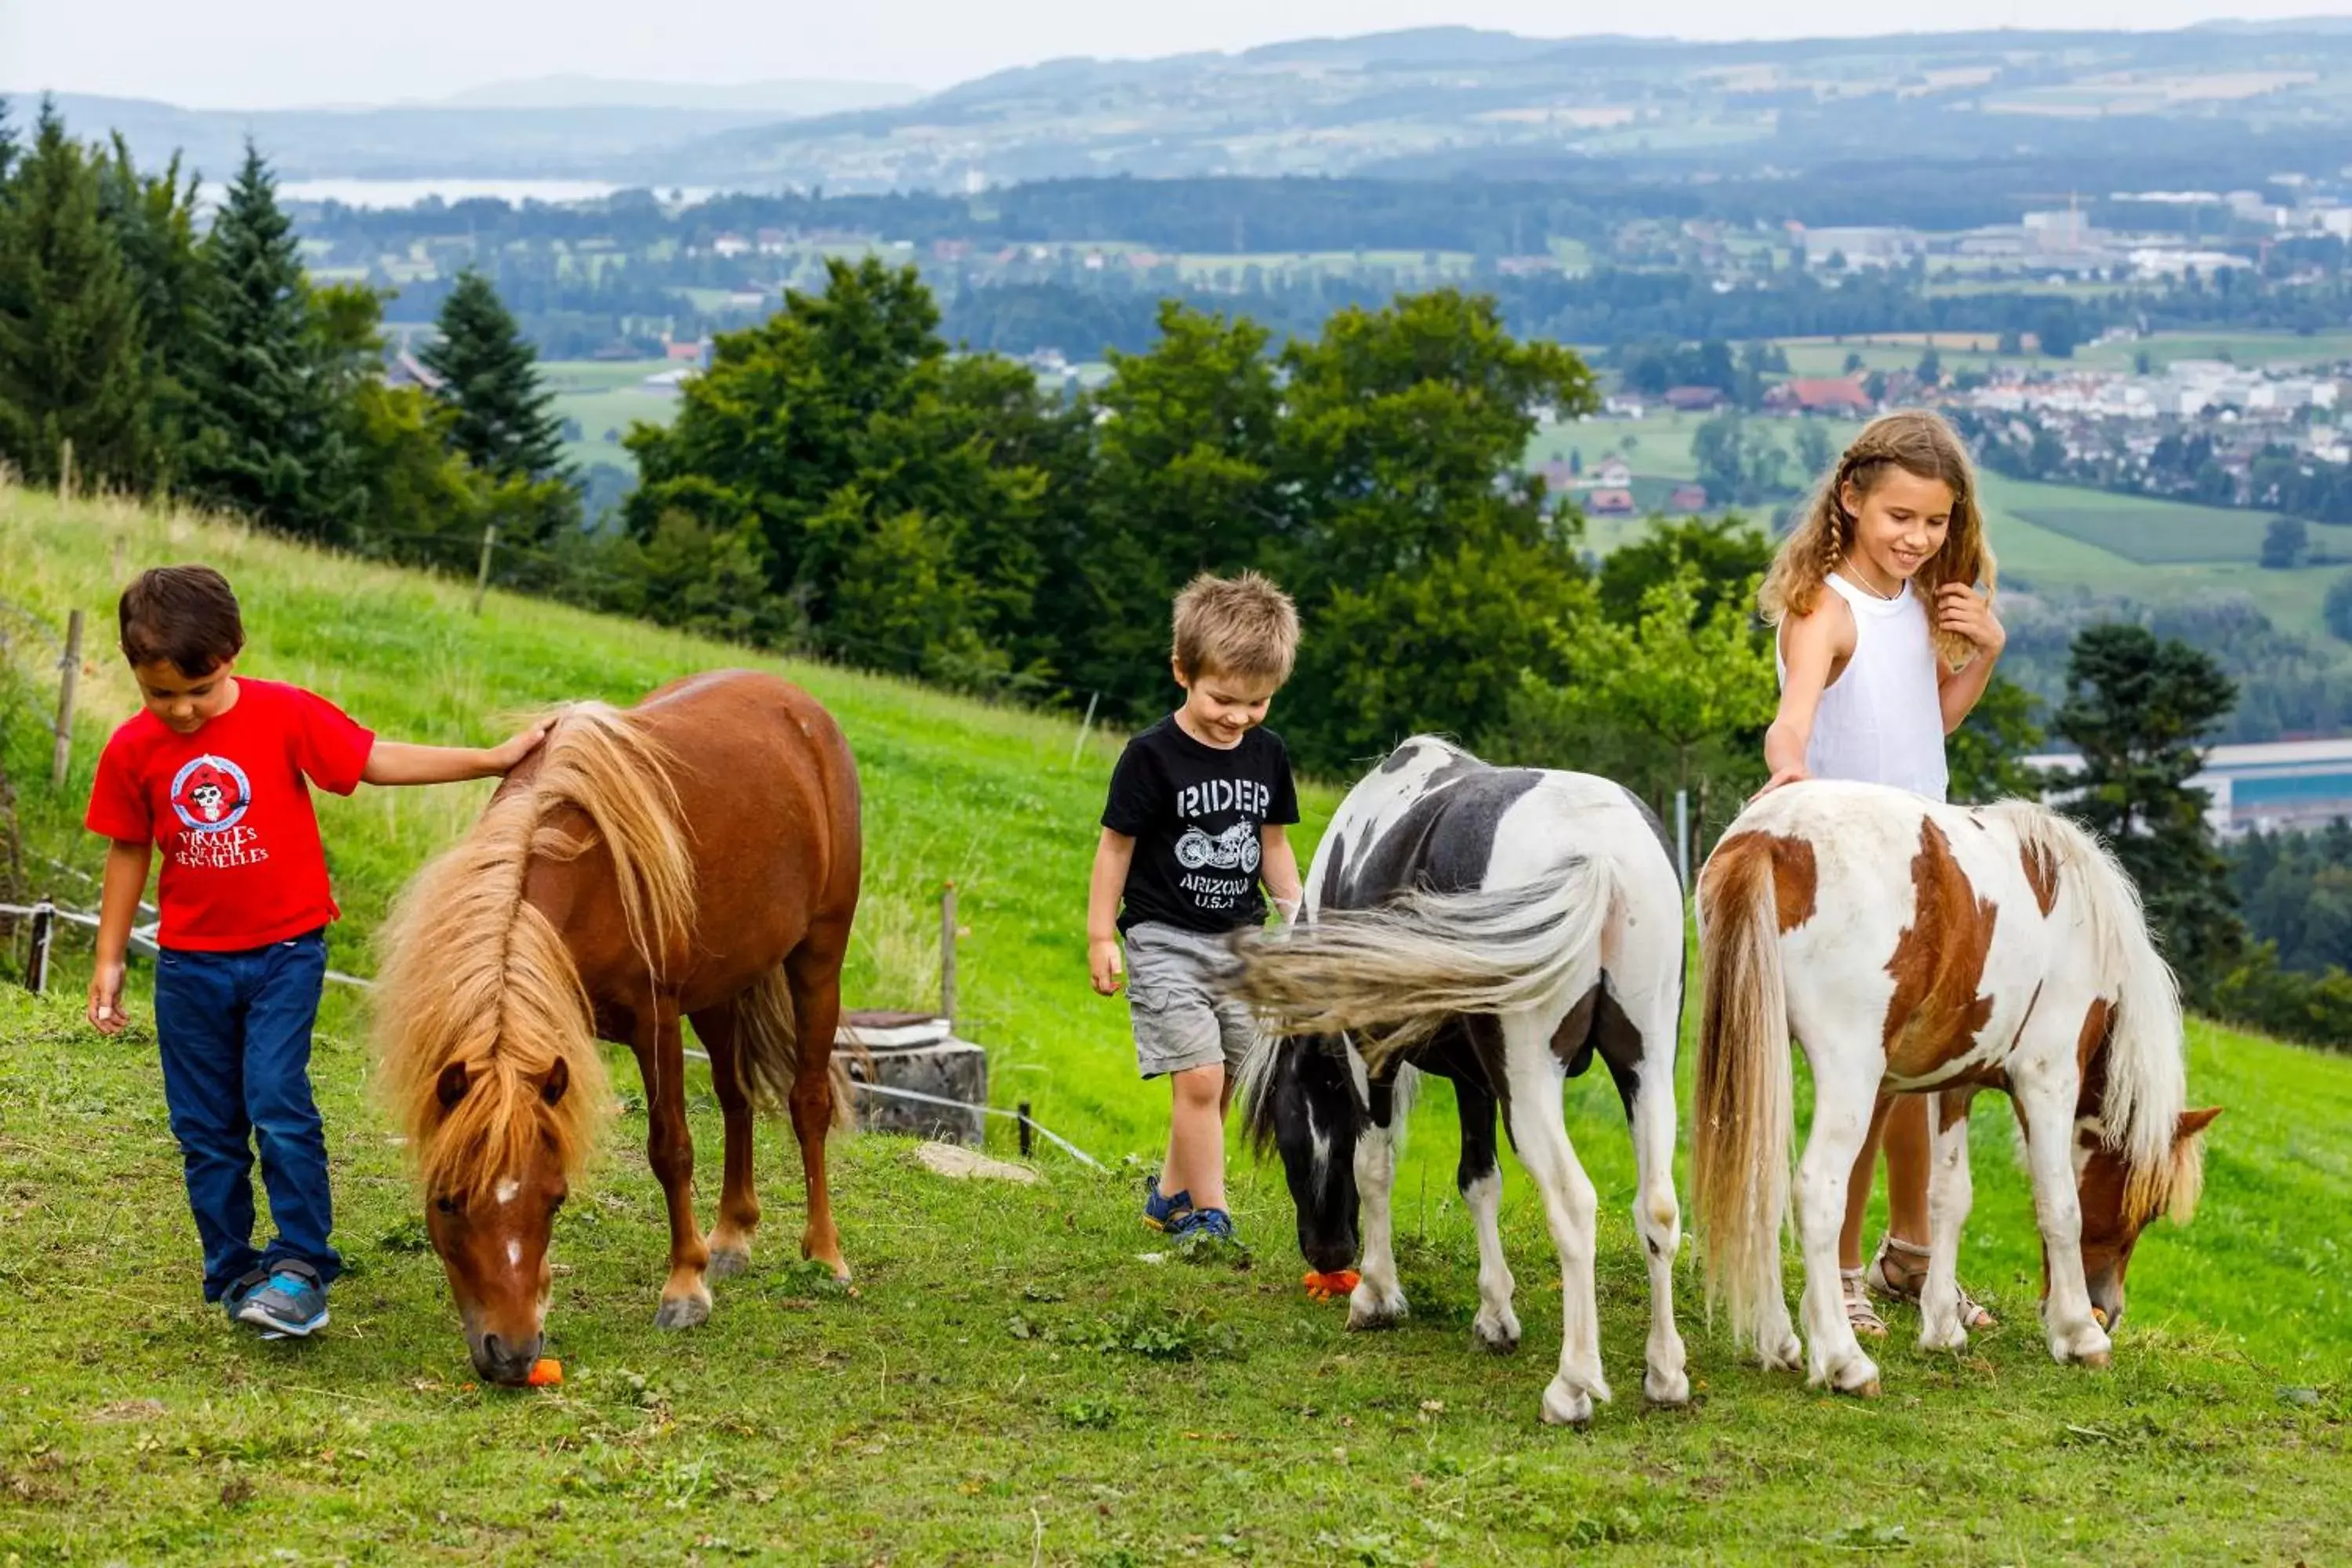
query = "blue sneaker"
(234, 1261, 329, 1338)
(1169, 1207, 1249, 1265)
(1143, 1178, 1193, 1232)
(220, 1266, 270, 1326)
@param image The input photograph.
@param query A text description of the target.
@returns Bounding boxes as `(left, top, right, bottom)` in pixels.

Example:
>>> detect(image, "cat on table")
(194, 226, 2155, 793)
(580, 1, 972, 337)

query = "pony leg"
(1918, 1090, 1978, 1352)
(1457, 1080, 1518, 1354)
(1500, 1014, 1610, 1426)
(2015, 1069, 2114, 1367)
(1346, 1070, 1407, 1331)
(691, 1004, 760, 1279)
(643, 1004, 713, 1330)
(786, 935, 851, 1280)
(1613, 1003, 1691, 1406)
(1792, 1044, 1883, 1395)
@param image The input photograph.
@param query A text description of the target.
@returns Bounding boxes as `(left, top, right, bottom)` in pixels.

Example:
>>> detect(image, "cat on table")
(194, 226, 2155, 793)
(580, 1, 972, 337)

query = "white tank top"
(1776, 573, 1949, 802)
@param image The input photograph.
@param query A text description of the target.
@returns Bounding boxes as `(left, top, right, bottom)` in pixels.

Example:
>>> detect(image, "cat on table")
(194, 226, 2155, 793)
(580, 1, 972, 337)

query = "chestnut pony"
(375, 670, 860, 1385)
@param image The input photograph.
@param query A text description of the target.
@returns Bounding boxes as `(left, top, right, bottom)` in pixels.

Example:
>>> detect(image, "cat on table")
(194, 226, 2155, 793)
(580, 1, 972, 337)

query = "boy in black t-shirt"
(1088, 572, 1304, 1249)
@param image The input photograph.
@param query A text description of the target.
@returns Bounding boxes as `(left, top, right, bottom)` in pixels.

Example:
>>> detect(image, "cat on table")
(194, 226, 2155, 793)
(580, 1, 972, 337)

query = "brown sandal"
(1841, 1268, 1889, 1338)
(1868, 1236, 1996, 1329)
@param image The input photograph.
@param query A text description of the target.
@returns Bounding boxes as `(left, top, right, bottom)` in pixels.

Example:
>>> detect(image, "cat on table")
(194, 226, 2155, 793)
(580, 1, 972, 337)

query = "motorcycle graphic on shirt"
(1175, 820, 1261, 874)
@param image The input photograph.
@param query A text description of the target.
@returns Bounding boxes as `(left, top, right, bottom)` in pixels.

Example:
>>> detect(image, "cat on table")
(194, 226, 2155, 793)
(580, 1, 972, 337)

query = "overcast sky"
(6, 0, 2349, 107)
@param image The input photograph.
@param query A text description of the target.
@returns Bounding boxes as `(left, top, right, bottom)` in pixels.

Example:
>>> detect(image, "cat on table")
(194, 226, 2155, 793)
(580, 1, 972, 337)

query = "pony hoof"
(1346, 1286, 1407, 1333)
(654, 1294, 711, 1330)
(1919, 1323, 1969, 1354)
(1644, 1368, 1692, 1407)
(2079, 1348, 2112, 1370)
(1760, 1336, 1804, 1374)
(1540, 1381, 1595, 1428)
(706, 1248, 752, 1279)
(1822, 1354, 1882, 1396)
(1472, 1310, 1522, 1355)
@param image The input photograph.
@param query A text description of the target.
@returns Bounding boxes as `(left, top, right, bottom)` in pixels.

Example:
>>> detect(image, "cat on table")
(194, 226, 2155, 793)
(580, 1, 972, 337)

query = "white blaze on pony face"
(495, 1178, 521, 1205)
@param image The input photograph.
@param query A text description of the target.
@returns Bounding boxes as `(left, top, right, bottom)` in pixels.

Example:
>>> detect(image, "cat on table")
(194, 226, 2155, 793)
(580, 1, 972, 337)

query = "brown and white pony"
(1693, 781, 2218, 1396)
(375, 670, 860, 1385)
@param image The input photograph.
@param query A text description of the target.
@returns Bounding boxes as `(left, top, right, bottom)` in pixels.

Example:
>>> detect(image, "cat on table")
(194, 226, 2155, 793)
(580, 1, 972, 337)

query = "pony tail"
(1226, 853, 1613, 1070)
(1692, 836, 1794, 1356)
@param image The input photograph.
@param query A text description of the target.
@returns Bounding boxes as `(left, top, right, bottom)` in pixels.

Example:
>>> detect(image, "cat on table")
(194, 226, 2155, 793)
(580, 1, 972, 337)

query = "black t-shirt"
(1102, 716, 1301, 934)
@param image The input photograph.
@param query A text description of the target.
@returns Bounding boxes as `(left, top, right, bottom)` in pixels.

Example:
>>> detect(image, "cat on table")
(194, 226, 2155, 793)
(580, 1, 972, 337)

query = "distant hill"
(435, 74, 921, 115)
(644, 22, 2352, 193)
(20, 21, 2352, 192)
(9, 92, 789, 182)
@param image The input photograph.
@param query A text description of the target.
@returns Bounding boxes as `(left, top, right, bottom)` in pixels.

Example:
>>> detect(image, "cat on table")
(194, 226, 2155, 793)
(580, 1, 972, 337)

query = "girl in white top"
(1757, 410, 2009, 1339)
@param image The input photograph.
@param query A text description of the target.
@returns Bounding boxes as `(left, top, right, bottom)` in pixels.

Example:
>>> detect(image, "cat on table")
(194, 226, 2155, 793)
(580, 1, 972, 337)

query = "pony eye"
(435, 1194, 463, 1216)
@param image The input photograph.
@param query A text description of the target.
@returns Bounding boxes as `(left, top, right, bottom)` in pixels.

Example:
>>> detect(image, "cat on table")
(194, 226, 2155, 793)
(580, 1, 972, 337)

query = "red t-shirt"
(85, 678, 377, 952)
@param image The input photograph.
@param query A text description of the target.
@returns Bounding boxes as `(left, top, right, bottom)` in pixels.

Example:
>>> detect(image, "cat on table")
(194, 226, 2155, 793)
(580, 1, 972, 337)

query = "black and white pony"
(1227, 737, 1689, 1425)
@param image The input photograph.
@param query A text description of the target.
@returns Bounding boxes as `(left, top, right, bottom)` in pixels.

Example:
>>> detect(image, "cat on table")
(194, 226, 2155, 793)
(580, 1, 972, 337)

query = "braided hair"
(1759, 409, 1996, 670)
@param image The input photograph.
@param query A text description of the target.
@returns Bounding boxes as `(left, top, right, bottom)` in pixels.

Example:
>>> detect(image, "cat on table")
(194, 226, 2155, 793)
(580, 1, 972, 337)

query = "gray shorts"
(1123, 921, 1259, 1079)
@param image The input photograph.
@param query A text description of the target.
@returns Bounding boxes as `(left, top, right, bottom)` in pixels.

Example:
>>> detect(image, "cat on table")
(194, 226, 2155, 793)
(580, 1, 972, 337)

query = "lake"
(198, 177, 723, 209)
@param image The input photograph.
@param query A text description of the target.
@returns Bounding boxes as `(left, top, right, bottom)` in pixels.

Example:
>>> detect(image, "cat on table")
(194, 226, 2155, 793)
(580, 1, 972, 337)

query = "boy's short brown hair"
(1171, 571, 1300, 683)
(119, 565, 245, 677)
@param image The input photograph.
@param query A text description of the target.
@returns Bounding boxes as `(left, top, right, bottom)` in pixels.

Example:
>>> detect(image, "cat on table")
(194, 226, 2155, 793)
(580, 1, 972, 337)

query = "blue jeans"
(153, 930, 341, 1301)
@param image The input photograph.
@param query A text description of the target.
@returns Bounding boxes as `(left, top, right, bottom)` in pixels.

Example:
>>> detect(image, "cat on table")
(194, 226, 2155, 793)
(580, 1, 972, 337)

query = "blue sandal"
(1143, 1178, 1194, 1232)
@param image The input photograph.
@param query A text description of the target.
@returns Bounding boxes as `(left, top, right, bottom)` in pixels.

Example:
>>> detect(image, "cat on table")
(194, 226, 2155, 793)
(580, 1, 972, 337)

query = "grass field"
(542, 360, 681, 477)
(4, 488, 2347, 1562)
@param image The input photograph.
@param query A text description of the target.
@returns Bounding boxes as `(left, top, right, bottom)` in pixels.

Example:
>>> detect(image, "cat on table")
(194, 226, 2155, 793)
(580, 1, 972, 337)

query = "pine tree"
(420, 269, 568, 482)
(2055, 622, 2244, 996)
(183, 141, 349, 538)
(98, 135, 209, 483)
(0, 100, 154, 489)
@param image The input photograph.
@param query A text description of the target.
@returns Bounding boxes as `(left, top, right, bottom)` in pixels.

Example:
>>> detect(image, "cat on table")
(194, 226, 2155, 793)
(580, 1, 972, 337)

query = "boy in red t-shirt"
(85, 566, 548, 1338)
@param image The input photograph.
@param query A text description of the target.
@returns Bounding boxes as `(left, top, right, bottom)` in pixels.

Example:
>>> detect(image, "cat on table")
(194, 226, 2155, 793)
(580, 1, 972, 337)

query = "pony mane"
(1982, 799, 2191, 1225)
(1232, 1029, 1290, 1160)
(373, 703, 696, 1196)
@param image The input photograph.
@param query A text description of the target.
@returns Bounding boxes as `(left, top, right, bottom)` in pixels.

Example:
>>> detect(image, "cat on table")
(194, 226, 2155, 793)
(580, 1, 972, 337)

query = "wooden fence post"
(27, 898, 55, 996)
(52, 610, 84, 790)
(939, 882, 959, 1026)
(1068, 691, 1099, 768)
(473, 521, 499, 616)
(1017, 1101, 1034, 1159)
(57, 438, 74, 502)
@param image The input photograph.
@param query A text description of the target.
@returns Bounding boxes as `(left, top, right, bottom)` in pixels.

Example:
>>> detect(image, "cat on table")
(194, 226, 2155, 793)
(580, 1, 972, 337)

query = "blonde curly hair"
(1759, 409, 1996, 670)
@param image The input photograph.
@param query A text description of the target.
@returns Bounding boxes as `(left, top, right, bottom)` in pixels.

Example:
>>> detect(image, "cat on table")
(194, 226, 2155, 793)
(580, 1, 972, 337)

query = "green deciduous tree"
(2259, 515, 2308, 570)
(1077, 303, 1283, 713)
(1272, 288, 1598, 771)
(1490, 563, 1776, 811)
(0, 102, 154, 489)
(626, 256, 1081, 685)
(1947, 673, 2051, 804)
(2054, 622, 2242, 994)
(1596, 514, 1771, 627)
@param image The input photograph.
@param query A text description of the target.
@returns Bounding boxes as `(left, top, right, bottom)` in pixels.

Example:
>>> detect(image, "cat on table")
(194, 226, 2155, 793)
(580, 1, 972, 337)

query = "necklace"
(1841, 564, 1900, 601)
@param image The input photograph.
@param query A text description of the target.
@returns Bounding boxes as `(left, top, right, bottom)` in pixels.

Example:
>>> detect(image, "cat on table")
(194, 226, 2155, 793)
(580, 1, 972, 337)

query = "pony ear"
(2175, 1106, 2222, 1142)
(437, 1062, 470, 1109)
(541, 1056, 571, 1107)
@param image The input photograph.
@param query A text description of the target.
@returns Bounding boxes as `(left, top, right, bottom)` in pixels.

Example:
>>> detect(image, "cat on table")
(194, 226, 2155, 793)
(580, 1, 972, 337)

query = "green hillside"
(2, 485, 2347, 1562)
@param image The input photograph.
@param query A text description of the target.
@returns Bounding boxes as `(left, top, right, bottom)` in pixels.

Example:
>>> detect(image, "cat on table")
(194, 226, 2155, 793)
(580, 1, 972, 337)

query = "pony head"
(2064, 1105, 2221, 1331)
(1240, 1036, 1363, 1274)
(421, 1054, 583, 1385)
